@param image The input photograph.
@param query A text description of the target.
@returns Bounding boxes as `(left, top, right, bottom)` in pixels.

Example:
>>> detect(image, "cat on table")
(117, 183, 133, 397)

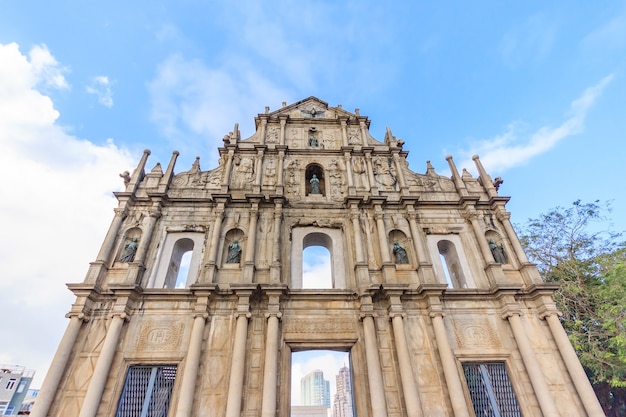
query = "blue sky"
(1, 1, 625, 388)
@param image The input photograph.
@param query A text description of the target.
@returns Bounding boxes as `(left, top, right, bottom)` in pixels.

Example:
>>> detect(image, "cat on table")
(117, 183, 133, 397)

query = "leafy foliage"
(520, 200, 626, 415)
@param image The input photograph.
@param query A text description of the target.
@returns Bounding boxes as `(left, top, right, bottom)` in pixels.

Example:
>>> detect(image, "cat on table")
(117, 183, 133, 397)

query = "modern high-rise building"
(32, 97, 605, 417)
(301, 370, 330, 408)
(332, 365, 353, 417)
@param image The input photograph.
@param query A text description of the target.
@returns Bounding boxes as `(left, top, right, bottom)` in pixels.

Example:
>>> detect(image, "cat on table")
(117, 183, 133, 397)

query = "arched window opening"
(437, 240, 468, 288)
(303, 246, 332, 289)
(305, 164, 325, 196)
(176, 251, 193, 288)
(164, 238, 194, 289)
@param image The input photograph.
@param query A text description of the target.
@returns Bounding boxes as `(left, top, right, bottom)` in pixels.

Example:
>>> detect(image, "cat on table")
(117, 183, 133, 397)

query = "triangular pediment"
(264, 96, 361, 120)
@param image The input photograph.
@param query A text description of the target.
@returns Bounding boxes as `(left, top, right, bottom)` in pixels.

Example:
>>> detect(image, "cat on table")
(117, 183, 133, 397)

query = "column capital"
(360, 312, 377, 320)
(265, 312, 283, 320)
(429, 311, 446, 319)
(114, 207, 128, 217)
(538, 308, 562, 320)
(389, 312, 406, 320)
(501, 309, 522, 320)
(235, 312, 252, 319)
(148, 207, 162, 218)
(495, 210, 511, 221)
(65, 312, 88, 322)
(110, 312, 129, 321)
(193, 312, 209, 320)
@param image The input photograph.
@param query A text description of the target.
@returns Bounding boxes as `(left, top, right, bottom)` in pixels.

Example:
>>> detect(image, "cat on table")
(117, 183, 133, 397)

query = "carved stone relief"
(452, 318, 501, 348)
(136, 321, 184, 351)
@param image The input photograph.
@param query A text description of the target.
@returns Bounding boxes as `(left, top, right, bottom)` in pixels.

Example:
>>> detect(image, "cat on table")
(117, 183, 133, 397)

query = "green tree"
(520, 200, 626, 416)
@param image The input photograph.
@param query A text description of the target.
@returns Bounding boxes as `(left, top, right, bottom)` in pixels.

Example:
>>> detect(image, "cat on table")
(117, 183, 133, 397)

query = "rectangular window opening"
(462, 362, 522, 417)
(291, 350, 355, 417)
(115, 364, 178, 417)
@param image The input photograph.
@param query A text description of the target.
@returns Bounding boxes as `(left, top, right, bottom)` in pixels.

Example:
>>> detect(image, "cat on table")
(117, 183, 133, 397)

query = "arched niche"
(222, 228, 245, 267)
(305, 163, 325, 196)
(485, 231, 509, 265)
(290, 228, 346, 289)
(116, 227, 142, 264)
(147, 232, 205, 288)
(388, 229, 412, 265)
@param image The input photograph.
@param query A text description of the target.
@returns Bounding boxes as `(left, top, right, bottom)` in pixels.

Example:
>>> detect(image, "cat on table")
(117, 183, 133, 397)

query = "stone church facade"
(32, 97, 604, 417)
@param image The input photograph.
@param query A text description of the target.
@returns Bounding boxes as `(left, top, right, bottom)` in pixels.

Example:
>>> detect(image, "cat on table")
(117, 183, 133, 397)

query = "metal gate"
(115, 365, 178, 417)
(463, 362, 522, 417)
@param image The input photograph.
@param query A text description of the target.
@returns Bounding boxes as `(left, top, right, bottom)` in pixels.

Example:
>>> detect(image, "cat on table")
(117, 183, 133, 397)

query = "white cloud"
(86, 75, 114, 107)
(302, 247, 332, 289)
(0, 43, 133, 387)
(148, 53, 292, 166)
(456, 75, 613, 174)
(582, 7, 626, 52)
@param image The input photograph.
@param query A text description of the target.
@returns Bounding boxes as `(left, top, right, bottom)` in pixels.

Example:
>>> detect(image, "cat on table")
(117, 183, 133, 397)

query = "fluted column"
(465, 210, 494, 265)
(364, 153, 376, 193)
(78, 312, 127, 417)
(340, 118, 349, 147)
(361, 303, 388, 417)
(225, 291, 253, 417)
(406, 208, 436, 283)
(243, 202, 259, 282)
(261, 293, 282, 417)
(504, 311, 560, 417)
(31, 314, 85, 417)
(175, 314, 208, 416)
(374, 210, 391, 264)
(96, 207, 127, 263)
(135, 207, 160, 263)
(387, 295, 422, 417)
(279, 117, 287, 146)
(496, 210, 529, 264)
(430, 310, 470, 417)
(203, 203, 225, 283)
(392, 153, 407, 190)
(543, 312, 604, 416)
(270, 201, 283, 283)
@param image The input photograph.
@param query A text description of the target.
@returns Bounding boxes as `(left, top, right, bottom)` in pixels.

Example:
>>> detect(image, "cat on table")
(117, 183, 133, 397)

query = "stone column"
(31, 314, 85, 417)
(261, 293, 282, 417)
(406, 208, 436, 283)
(340, 118, 349, 147)
(359, 120, 369, 146)
(504, 311, 560, 417)
(392, 153, 407, 191)
(374, 210, 391, 264)
(496, 210, 529, 264)
(270, 200, 283, 283)
(203, 203, 225, 283)
(78, 312, 127, 417)
(543, 312, 604, 416)
(225, 291, 253, 417)
(364, 153, 376, 194)
(134, 207, 160, 263)
(96, 207, 127, 263)
(243, 201, 259, 282)
(387, 293, 422, 417)
(361, 307, 388, 417)
(430, 310, 471, 417)
(350, 207, 370, 288)
(259, 118, 267, 145)
(279, 117, 287, 146)
(254, 147, 264, 193)
(221, 149, 235, 191)
(343, 152, 354, 189)
(175, 293, 210, 417)
(465, 210, 494, 265)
